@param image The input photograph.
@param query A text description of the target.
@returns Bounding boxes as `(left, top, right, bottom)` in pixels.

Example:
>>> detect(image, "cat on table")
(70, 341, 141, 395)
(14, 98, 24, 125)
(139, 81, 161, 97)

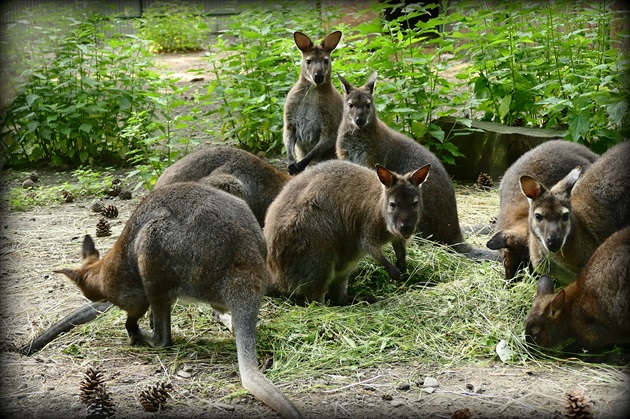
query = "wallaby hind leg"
(125, 303, 151, 346)
(327, 275, 351, 306)
(145, 297, 174, 347)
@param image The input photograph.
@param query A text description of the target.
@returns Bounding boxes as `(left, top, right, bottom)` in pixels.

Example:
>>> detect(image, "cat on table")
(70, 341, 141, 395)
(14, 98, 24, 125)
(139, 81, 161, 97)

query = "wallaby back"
(283, 31, 344, 175)
(520, 140, 630, 284)
(336, 71, 498, 261)
(55, 183, 301, 418)
(525, 226, 630, 352)
(486, 140, 598, 280)
(264, 160, 430, 305)
(154, 146, 291, 227)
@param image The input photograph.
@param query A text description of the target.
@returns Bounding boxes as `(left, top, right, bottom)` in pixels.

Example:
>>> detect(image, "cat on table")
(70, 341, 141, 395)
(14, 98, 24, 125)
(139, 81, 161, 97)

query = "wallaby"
(336, 71, 498, 261)
(525, 226, 630, 353)
(264, 160, 430, 305)
(54, 183, 302, 419)
(283, 31, 344, 175)
(520, 140, 630, 285)
(486, 140, 598, 280)
(154, 146, 291, 227)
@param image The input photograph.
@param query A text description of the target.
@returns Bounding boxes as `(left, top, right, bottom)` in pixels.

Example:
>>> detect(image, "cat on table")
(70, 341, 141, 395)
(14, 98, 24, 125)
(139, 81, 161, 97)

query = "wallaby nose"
(546, 236, 563, 253)
(399, 222, 415, 239)
(313, 73, 325, 84)
(354, 116, 367, 127)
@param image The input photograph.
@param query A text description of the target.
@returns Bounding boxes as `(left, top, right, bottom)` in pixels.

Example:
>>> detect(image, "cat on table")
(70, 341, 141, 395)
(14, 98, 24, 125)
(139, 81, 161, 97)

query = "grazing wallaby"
(486, 140, 598, 280)
(525, 226, 630, 353)
(264, 160, 430, 305)
(283, 31, 344, 175)
(520, 140, 630, 285)
(54, 183, 301, 419)
(336, 71, 498, 261)
(154, 146, 291, 227)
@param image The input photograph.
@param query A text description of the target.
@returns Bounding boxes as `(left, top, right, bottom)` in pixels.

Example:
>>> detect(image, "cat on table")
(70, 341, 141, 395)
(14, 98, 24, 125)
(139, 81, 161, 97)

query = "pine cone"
(96, 218, 111, 237)
(22, 179, 35, 189)
(79, 367, 107, 405)
(477, 172, 494, 190)
(86, 385, 115, 418)
(118, 189, 132, 200)
(91, 200, 105, 213)
(138, 382, 173, 412)
(29, 171, 39, 182)
(451, 407, 474, 419)
(101, 204, 118, 219)
(564, 389, 593, 419)
(62, 190, 74, 203)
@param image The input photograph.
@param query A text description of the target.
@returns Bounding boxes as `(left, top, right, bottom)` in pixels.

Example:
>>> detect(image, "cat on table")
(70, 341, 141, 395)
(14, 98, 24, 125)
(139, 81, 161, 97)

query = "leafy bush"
(134, 1, 210, 53)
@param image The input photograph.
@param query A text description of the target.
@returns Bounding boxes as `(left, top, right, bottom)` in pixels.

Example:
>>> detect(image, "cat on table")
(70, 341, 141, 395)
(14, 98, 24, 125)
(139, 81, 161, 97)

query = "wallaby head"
(294, 30, 341, 86)
(520, 167, 582, 253)
(54, 235, 106, 302)
(338, 71, 378, 129)
(525, 275, 572, 349)
(486, 228, 531, 279)
(377, 163, 430, 239)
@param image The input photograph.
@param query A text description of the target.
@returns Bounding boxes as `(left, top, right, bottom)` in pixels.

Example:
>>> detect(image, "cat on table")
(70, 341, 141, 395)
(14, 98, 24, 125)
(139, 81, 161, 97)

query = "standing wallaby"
(283, 31, 343, 175)
(54, 183, 302, 419)
(520, 140, 630, 285)
(264, 160, 430, 305)
(154, 146, 291, 227)
(336, 71, 498, 261)
(486, 140, 598, 280)
(525, 226, 630, 353)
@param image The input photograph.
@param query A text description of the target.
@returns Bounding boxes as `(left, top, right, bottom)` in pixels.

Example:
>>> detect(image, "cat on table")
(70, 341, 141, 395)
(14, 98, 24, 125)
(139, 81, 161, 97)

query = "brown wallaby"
(264, 160, 430, 305)
(336, 71, 498, 261)
(283, 31, 343, 175)
(154, 146, 291, 227)
(54, 183, 301, 418)
(486, 140, 598, 280)
(520, 140, 630, 285)
(525, 226, 630, 353)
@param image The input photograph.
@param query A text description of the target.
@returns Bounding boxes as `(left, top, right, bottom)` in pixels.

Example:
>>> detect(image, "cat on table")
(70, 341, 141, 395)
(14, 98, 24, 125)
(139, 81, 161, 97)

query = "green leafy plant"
(133, 1, 210, 53)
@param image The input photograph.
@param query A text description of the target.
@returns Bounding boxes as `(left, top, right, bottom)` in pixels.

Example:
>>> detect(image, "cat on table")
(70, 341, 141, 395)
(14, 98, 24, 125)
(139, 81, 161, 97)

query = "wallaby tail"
(451, 242, 502, 262)
(239, 365, 303, 418)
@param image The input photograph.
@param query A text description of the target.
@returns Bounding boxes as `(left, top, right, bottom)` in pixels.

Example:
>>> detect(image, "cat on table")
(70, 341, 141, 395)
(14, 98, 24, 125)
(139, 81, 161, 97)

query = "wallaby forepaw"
(288, 163, 302, 176)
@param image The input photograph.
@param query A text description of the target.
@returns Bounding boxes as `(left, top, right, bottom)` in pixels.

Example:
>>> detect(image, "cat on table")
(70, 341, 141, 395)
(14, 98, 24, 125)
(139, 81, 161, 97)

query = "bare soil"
(1, 53, 628, 419)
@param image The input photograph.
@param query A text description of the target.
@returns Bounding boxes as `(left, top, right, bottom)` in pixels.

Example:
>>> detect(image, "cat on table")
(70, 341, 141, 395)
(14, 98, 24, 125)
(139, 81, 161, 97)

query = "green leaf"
(26, 94, 39, 106)
(568, 114, 589, 142)
(499, 95, 512, 120)
(607, 100, 627, 126)
(79, 123, 93, 133)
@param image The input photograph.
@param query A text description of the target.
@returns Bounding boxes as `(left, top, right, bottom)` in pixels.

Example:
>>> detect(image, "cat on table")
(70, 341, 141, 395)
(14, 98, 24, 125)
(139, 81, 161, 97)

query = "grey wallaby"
(525, 226, 630, 353)
(486, 140, 598, 280)
(264, 160, 430, 305)
(283, 31, 344, 175)
(520, 140, 630, 285)
(54, 183, 302, 418)
(336, 71, 498, 261)
(154, 146, 291, 227)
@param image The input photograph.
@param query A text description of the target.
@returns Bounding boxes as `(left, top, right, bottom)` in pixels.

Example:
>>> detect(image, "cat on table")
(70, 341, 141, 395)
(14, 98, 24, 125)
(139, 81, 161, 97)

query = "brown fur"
(486, 140, 598, 280)
(283, 31, 343, 175)
(336, 71, 498, 261)
(55, 183, 301, 418)
(525, 226, 630, 352)
(154, 146, 291, 227)
(264, 160, 430, 305)
(520, 140, 630, 284)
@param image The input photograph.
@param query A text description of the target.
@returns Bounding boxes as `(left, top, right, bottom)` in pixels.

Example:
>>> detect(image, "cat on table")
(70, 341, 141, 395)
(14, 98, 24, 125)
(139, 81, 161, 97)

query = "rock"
(422, 377, 439, 388)
(391, 399, 405, 408)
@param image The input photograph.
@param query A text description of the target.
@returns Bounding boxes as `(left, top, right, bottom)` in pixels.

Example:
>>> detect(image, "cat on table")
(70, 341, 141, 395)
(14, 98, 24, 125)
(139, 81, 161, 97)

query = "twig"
(324, 375, 382, 393)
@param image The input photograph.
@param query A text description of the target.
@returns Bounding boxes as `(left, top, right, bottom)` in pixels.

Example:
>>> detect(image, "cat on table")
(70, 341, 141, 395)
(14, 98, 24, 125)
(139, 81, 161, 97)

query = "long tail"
(451, 241, 502, 262)
(21, 302, 113, 355)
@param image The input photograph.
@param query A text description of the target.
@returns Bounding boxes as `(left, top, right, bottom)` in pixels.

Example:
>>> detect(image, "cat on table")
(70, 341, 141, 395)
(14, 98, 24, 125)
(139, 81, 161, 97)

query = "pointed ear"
(410, 164, 430, 187)
(556, 166, 582, 196)
(82, 235, 99, 259)
(322, 30, 342, 51)
(53, 268, 80, 283)
(364, 71, 378, 94)
(549, 288, 566, 318)
(294, 31, 313, 52)
(376, 164, 396, 188)
(520, 175, 544, 201)
(537, 275, 555, 296)
(487, 230, 508, 250)
(338, 74, 354, 95)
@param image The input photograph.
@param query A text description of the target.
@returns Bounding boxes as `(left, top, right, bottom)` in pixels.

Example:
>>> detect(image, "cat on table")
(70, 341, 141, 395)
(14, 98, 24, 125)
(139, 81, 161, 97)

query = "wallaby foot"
(213, 309, 233, 333)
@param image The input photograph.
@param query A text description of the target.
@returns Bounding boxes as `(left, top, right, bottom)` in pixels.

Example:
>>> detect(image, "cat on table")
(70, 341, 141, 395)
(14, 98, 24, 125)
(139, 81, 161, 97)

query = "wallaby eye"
(389, 201, 397, 210)
(535, 213, 543, 222)
(348, 102, 354, 109)
(305, 59, 312, 65)
(561, 212, 569, 222)
(323, 58, 329, 64)
(413, 200, 420, 207)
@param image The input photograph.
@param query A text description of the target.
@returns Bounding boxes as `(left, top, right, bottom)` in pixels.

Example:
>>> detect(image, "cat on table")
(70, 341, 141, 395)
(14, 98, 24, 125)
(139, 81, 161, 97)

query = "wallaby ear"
(548, 288, 566, 318)
(294, 31, 313, 52)
(82, 235, 99, 260)
(537, 275, 555, 296)
(520, 175, 544, 201)
(409, 164, 430, 187)
(322, 30, 342, 51)
(556, 166, 582, 196)
(375, 164, 396, 188)
(487, 230, 508, 250)
(53, 268, 80, 283)
(364, 71, 378, 94)
(338, 74, 354, 95)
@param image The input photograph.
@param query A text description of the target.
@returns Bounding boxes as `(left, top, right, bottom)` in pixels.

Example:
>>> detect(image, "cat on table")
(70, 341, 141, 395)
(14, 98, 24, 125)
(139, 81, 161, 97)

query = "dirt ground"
(1, 53, 629, 419)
